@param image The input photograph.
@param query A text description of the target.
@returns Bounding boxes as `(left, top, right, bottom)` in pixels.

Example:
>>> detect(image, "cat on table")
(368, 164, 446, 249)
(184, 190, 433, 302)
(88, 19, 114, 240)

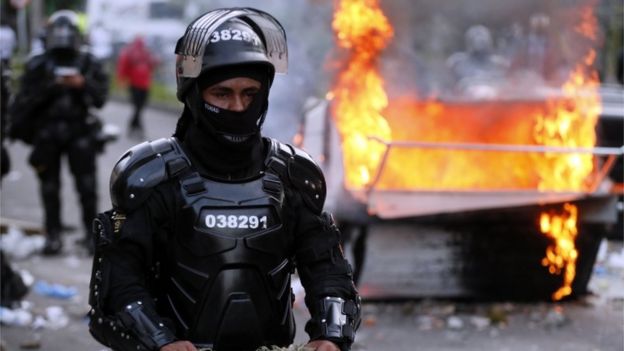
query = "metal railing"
(366, 136, 624, 194)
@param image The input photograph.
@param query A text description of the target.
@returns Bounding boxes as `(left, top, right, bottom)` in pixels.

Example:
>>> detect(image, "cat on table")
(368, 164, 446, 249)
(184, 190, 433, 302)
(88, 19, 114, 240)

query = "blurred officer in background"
(117, 35, 159, 139)
(446, 24, 509, 99)
(8, 9, 109, 255)
(88, 7, 360, 351)
(0, 17, 16, 180)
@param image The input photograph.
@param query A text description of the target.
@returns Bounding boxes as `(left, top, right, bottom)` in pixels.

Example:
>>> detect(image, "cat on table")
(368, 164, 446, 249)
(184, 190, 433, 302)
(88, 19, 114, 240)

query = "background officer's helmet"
(465, 25, 494, 56)
(45, 10, 82, 52)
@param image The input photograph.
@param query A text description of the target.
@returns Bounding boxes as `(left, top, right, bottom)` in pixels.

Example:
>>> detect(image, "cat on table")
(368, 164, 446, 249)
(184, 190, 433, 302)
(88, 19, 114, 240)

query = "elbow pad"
(88, 213, 174, 351)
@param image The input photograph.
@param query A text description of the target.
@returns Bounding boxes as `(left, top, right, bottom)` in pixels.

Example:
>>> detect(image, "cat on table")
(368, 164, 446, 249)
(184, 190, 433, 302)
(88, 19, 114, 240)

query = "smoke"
(379, 0, 608, 99)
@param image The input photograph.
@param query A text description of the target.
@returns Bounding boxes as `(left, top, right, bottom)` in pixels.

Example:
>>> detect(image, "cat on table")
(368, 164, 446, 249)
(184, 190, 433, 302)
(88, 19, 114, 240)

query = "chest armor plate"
(164, 170, 295, 349)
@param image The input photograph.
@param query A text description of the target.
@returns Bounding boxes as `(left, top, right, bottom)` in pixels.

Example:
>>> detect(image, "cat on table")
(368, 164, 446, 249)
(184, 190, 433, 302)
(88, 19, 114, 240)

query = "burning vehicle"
(298, 0, 623, 301)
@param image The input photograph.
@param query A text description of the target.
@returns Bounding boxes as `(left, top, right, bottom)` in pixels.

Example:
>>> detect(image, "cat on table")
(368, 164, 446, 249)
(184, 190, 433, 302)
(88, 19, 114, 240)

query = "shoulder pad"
(80, 50, 100, 66)
(25, 54, 47, 71)
(265, 138, 326, 214)
(110, 138, 191, 212)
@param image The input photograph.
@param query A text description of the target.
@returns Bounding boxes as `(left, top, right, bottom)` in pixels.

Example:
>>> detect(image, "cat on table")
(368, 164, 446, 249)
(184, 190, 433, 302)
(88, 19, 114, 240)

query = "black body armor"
(165, 159, 295, 349)
(91, 137, 350, 351)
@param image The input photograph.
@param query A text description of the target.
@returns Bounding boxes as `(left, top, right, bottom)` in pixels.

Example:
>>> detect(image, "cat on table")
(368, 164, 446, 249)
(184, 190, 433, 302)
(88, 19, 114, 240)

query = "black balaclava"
(181, 64, 271, 180)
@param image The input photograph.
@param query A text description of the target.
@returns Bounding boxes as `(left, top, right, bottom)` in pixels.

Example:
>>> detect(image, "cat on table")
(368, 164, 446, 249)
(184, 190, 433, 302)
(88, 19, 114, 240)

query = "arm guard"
(116, 301, 176, 350)
(295, 212, 361, 350)
(89, 212, 176, 351)
(310, 296, 361, 351)
(89, 301, 176, 351)
(110, 138, 190, 213)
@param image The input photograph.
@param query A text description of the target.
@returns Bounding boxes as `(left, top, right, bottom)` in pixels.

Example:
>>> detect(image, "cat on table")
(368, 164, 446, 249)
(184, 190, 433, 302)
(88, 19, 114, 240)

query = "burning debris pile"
(328, 0, 603, 193)
(539, 203, 580, 300)
(316, 0, 621, 301)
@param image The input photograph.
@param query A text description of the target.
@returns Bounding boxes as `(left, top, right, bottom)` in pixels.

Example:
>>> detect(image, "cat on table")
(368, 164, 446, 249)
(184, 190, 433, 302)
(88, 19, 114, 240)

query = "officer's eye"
(244, 89, 259, 98)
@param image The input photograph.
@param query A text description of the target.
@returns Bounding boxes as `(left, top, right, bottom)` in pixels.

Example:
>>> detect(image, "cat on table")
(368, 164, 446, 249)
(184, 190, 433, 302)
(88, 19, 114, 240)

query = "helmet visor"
(176, 8, 287, 78)
(47, 25, 78, 49)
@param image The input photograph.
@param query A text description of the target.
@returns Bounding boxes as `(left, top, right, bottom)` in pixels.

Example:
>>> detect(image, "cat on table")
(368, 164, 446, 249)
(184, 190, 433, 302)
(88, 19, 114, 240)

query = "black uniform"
(89, 134, 359, 351)
(8, 48, 108, 251)
(1, 57, 11, 179)
(89, 7, 360, 351)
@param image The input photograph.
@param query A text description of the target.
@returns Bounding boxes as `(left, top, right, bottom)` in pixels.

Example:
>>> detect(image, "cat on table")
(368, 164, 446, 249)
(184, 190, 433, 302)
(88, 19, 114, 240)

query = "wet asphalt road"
(1, 100, 623, 351)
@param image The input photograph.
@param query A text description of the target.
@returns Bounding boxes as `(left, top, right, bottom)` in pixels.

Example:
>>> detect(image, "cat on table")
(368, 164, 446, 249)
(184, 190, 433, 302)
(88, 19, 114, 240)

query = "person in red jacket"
(117, 36, 158, 138)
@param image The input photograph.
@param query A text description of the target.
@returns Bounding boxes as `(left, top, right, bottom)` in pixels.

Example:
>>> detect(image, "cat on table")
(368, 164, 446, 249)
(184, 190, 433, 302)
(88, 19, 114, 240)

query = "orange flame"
(532, 2, 601, 192)
(574, 4, 598, 40)
(329, 1, 601, 193)
(329, 0, 393, 189)
(328, 1, 601, 300)
(535, 2, 601, 300)
(539, 203, 579, 301)
(532, 63, 601, 192)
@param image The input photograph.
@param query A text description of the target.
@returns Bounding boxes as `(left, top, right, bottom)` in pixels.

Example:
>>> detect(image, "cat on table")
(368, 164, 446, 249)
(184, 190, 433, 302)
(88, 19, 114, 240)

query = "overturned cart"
(300, 95, 623, 301)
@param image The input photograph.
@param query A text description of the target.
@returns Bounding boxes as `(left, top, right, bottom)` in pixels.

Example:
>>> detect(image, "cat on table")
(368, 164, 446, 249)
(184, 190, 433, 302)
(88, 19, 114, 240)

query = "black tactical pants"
(129, 86, 148, 130)
(31, 135, 98, 237)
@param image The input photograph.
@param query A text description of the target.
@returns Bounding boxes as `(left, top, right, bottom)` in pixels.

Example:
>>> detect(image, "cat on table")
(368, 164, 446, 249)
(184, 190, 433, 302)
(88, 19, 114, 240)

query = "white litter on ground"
(0, 226, 44, 260)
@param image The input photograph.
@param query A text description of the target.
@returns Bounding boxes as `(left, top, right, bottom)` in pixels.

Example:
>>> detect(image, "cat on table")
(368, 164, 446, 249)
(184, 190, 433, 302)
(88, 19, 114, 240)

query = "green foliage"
(150, 80, 182, 108)
(6, 54, 26, 93)
(110, 72, 182, 110)
(45, 0, 85, 14)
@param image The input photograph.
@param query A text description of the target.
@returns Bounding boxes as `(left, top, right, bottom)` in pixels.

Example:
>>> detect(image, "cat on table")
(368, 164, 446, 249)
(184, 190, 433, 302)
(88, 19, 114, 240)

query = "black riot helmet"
(174, 8, 287, 144)
(45, 10, 82, 52)
(175, 8, 287, 101)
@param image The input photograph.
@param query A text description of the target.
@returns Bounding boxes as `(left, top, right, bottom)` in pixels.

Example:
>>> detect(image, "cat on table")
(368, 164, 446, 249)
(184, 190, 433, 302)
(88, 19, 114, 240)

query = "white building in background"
(86, 0, 186, 44)
(86, 0, 187, 88)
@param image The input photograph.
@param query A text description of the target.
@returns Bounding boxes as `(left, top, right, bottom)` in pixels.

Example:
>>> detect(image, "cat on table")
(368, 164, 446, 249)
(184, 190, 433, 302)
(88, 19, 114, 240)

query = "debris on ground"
(33, 281, 77, 300)
(18, 334, 41, 350)
(0, 227, 44, 260)
(0, 306, 33, 327)
(543, 305, 570, 329)
(256, 346, 314, 351)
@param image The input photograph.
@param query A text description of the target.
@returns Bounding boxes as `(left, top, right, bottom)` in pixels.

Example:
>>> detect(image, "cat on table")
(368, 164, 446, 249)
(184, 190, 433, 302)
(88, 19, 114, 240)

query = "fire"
(329, 0, 393, 189)
(328, 1, 602, 300)
(535, 2, 600, 300)
(532, 2, 601, 192)
(329, 1, 602, 193)
(539, 203, 579, 301)
(532, 62, 600, 192)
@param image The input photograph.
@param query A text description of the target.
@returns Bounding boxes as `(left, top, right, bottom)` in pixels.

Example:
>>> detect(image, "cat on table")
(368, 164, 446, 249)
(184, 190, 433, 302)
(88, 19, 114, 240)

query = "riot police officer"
(8, 10, 109, 255)
(446, 24, 508, 98)
(88, 7, 360, 351)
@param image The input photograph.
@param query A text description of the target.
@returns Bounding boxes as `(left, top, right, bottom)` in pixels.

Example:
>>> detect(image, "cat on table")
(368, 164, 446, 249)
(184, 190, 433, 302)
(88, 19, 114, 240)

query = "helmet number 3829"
(209, 29, 260, 46)
(205, 214, 268, 229)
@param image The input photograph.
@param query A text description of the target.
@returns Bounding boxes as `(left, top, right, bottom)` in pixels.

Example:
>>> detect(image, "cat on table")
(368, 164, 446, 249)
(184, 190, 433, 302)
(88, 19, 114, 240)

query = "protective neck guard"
(181, 124, 265, 180)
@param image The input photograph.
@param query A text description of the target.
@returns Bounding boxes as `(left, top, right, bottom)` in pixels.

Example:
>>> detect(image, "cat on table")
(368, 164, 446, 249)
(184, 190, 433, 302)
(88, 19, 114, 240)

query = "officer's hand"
(57, 74, 85, 88)
(304, 339, 341, 351)
(159, 340, 197, 351)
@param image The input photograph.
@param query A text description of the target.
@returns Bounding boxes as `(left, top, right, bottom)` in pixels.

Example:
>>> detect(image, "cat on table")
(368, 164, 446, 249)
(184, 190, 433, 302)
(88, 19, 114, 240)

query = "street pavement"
(1, 100, 623, 351)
